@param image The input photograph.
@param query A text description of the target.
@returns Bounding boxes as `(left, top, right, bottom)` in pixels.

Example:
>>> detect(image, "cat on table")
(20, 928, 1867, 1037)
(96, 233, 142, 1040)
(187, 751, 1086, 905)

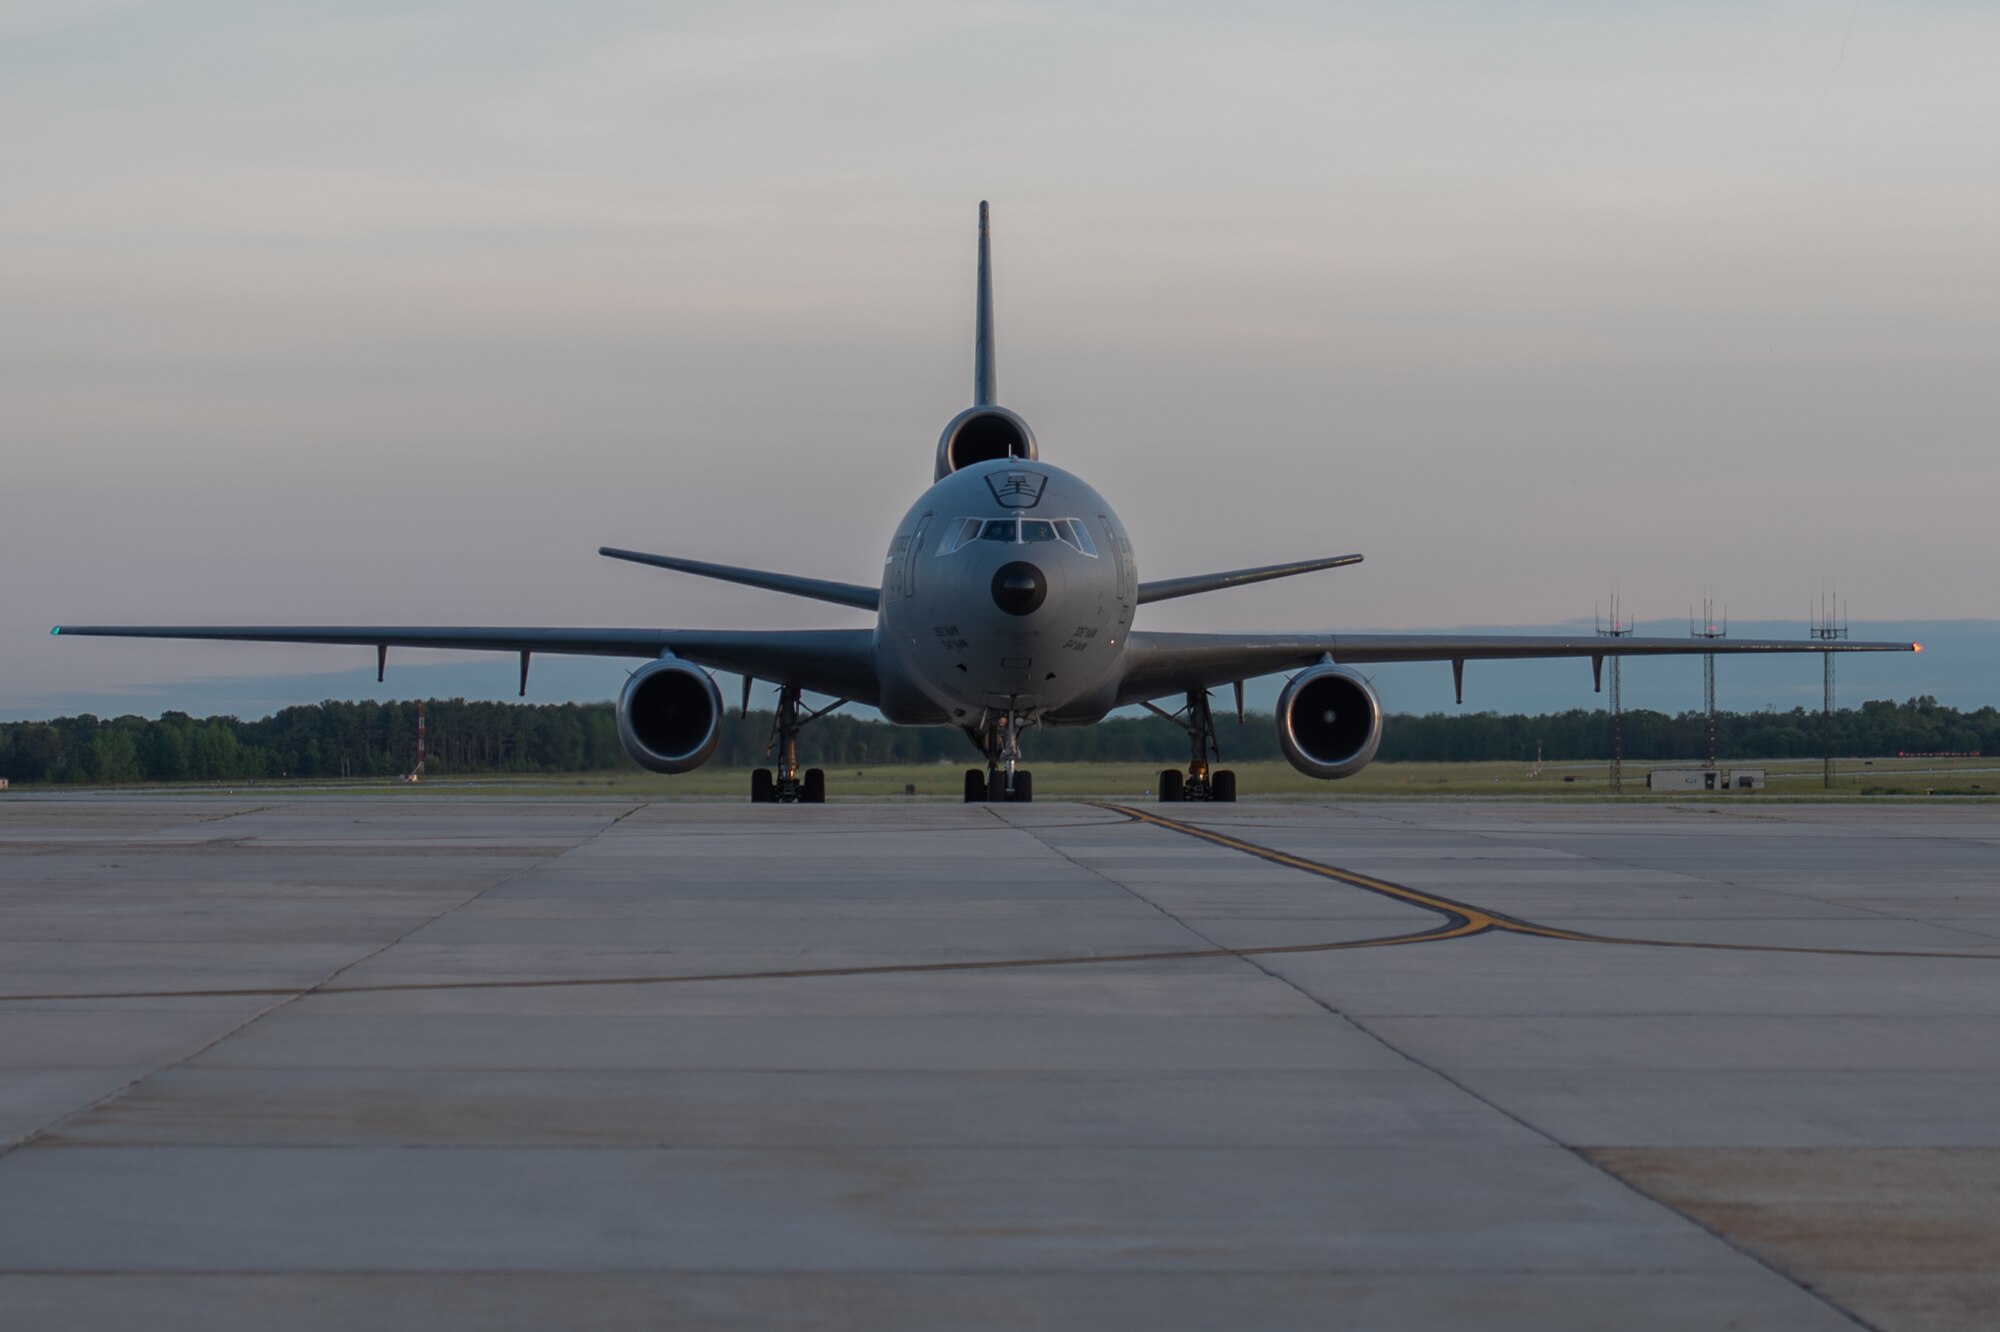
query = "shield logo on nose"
(991, 561, 1047, 616)
(985, 471, 1049, 509)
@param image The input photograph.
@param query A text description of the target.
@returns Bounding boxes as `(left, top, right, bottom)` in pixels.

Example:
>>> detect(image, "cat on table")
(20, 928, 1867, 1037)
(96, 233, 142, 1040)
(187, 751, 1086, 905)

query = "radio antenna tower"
(1597, 596, 1633, 792)
(410, 700, 427, 784)
(1690, 596, 1727, 769)
(1810, 593, 1847, 790)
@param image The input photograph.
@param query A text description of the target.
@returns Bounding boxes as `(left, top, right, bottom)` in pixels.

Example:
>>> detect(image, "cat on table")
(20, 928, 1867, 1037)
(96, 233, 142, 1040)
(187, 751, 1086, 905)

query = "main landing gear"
(749, 684, 844, 804)
(963, 710, 1034, 802)
(1146, 688, 1237, 803)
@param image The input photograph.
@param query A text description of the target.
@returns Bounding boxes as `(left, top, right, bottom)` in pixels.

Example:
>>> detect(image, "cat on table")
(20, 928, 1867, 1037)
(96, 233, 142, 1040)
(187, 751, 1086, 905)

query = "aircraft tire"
(1009, 770, 1033, 802)
(987, 770, 1007, 802)
(1159, 769, 1184, 802)
(1212, 769, 1237, 803)
(751, 769, 775, 803)
(802, 768, 826, 804)
(964, 768, 987, 803)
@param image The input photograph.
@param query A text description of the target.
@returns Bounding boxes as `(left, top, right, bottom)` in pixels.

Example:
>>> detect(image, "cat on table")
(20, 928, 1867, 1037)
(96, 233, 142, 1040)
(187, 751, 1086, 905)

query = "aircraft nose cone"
(990, 561, 1047, 616)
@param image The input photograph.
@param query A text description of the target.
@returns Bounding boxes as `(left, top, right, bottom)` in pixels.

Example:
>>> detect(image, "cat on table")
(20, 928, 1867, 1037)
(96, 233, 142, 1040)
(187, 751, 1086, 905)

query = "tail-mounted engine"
(935, 405, 1038, 481)
(1276, 664, 1384, 780)
(617, 657, 723, 774)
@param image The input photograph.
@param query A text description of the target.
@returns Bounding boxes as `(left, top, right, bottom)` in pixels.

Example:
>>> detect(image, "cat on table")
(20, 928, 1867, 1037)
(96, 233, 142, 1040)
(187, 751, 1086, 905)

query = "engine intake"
(935, 405, 1038, 480)
(1276, 664, 1383, 780)
(617, 657, 723, 774)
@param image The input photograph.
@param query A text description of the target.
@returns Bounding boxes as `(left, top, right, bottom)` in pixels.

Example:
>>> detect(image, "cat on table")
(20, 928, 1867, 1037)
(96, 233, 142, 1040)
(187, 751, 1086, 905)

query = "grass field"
(43, 756, 1995, 801)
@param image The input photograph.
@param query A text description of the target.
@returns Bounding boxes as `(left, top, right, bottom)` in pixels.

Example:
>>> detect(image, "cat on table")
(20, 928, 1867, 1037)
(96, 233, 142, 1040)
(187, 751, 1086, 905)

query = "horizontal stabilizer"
(599, 547, 879, 612)
(1137, 554, 1363, 606)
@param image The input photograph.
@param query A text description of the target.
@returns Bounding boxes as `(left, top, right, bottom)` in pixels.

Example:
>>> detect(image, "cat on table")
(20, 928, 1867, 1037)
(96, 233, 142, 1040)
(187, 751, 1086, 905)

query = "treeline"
(0, 696, 1989, 785)
(0, 701, 624, 785)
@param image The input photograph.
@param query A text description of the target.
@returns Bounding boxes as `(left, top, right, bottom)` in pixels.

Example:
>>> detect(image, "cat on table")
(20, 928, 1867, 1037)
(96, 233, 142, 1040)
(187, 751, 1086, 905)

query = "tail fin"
(934, 202, 1036, 479)
(974, 200, 996, 406)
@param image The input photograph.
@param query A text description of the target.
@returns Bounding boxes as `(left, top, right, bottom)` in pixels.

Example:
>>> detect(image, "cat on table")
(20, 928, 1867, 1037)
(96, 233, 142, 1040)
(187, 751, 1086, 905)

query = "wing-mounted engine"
(935, 405, 1038, 480)
(1276, 663, 1384, 780)
(617, 657, 723, 774)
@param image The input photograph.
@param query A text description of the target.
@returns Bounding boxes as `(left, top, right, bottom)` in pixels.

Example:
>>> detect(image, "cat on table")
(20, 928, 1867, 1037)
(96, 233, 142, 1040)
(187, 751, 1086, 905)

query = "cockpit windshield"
(941, 516, 1097, 556)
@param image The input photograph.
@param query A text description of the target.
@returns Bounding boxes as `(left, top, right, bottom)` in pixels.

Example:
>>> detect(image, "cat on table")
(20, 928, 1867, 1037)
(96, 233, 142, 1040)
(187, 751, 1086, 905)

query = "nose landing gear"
(749, 684, 844, 804)
(1146, 688, 1237, 802)
(963, 709, 1035, 802)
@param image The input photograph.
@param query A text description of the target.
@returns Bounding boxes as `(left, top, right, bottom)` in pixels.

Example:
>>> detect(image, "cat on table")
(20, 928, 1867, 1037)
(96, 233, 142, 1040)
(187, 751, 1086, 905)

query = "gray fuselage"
(873, 460, 1133, 728)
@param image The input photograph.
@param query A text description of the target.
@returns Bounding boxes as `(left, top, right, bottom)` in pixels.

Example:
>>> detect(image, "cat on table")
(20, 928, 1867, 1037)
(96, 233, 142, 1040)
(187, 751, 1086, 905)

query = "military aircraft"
(58, 204, 1916, 803)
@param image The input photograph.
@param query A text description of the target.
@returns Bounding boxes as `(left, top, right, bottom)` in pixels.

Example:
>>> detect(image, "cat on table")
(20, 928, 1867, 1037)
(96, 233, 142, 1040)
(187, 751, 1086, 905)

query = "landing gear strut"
(963, 709, 1034, 802)
(1145, 688, 1236, 802)
(749, 684, 843, 804)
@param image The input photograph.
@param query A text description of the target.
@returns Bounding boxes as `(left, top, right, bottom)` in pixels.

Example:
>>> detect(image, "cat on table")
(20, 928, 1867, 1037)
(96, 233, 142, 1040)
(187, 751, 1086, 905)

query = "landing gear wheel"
(1149, 690, 1234, 804)
(1008, 770, 1034, 803)
(761, 684, 848, 808)
(963, 769, 987, 803)
(987, 769, 1007, 803)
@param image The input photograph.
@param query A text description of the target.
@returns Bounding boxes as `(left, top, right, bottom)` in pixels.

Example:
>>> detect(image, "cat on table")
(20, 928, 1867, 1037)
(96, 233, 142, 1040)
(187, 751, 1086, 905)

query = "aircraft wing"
(52, 625, 882, 704)
(1114, 631, 1919, 706)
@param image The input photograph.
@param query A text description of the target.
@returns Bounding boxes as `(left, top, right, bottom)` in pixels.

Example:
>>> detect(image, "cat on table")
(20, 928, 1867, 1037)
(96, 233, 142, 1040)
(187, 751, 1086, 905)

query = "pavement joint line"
(1101, 804, 2000, 963)
(0, 806, 1473, 1002)
(4, 801, 1994, 1007)
(0, 926, 1480, 1004)
(1104, 802, 1895, 1332)
(1450, 808, 2000, 950)
(995, 805, 1486, 1006)
(0, 803, 602, 1159)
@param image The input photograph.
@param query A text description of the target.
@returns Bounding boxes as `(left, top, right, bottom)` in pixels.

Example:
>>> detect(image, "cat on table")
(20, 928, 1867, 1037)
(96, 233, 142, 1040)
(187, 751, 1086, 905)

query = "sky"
(6, 1, 1996, 720)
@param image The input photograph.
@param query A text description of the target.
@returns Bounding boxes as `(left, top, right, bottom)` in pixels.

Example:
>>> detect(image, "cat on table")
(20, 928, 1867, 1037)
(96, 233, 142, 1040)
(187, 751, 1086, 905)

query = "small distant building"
(1648, 768, 1765, 792)
(0, 778, 9, 791)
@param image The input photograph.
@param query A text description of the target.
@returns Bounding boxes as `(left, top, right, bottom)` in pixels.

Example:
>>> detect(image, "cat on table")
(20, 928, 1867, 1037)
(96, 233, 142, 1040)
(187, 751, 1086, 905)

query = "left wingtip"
(1913, 642, 1924, 653)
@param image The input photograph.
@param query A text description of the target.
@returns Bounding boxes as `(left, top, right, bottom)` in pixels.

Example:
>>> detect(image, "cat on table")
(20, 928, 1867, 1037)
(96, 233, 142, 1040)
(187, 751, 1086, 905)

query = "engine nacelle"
(1276, 664, 1384, 780)
(616, 657, 723, 774)
(934, 405, 1038, 480)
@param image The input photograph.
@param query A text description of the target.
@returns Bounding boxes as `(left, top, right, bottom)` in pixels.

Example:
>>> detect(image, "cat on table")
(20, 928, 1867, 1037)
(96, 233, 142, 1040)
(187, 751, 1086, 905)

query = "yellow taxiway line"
(1103, 802, 2000, 961)
(3, 803, 1992, 1005)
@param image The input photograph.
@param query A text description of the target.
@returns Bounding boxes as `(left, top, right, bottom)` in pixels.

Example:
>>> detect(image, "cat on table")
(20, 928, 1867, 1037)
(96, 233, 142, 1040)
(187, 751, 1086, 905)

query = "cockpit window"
(1055, 518, 1096, 555)
(940, 516, 1098, 556)
(943, 517, 981, 553)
